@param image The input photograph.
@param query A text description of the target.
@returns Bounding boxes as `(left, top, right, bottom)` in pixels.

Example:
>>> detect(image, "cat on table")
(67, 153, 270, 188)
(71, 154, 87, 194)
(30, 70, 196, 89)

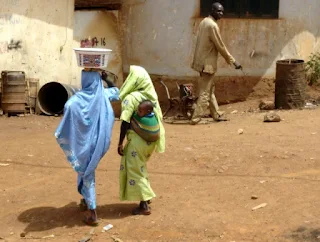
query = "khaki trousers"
(191, 72, 224, 122)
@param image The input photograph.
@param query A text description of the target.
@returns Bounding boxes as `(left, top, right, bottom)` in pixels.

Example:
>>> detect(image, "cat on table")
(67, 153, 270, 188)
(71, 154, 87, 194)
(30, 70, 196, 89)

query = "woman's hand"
(118, 144, 124, 156)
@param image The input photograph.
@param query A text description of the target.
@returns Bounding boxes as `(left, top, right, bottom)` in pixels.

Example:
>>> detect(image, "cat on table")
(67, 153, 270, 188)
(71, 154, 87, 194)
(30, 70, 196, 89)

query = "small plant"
(306, 52, 320, 86)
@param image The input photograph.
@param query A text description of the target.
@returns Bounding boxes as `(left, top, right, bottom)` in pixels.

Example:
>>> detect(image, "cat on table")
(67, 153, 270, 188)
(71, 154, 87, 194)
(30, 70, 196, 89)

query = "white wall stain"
(0, 0, 74, 86)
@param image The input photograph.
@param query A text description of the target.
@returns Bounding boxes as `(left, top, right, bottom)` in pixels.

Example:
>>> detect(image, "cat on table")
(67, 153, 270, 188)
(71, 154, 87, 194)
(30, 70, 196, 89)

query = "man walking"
(191, 2, 242, 124)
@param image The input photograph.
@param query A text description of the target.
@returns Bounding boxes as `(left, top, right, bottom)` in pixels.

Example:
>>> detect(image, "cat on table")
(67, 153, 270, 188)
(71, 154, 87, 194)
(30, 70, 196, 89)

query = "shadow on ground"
(18, 202, 137, 234)
(287, 226, 320, 242)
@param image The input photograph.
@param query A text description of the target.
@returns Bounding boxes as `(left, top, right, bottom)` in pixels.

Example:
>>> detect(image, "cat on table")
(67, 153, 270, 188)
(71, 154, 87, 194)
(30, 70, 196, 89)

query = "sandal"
(215, 116, 229, 122)
(132, 206, 151, 216)
(190, 118, 201, 125)
(83, 215, 99, 226)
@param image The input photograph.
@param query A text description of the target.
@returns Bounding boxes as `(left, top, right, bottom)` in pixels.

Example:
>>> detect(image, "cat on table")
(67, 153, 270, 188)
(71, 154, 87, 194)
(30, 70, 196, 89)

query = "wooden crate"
(25, 78, 39, 111)
(0, 75, 39, 114)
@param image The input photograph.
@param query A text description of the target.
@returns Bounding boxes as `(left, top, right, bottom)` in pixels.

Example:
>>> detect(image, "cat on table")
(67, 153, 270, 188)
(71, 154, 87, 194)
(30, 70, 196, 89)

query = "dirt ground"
(0, 99, 319, 242)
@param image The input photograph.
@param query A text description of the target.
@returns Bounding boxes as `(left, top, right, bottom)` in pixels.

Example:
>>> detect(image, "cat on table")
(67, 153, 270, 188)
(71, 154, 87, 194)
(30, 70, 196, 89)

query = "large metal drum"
(275, 59, 306, 109)
(37, 82, 79, 115)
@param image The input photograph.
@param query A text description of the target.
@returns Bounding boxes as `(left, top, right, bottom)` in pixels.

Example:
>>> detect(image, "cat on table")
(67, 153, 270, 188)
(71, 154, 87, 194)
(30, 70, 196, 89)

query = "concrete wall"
(1, 0, 319, 106)
(0, 0, 74, 87)
(72, 10, 123, 86)
(121, 0, 320, 78)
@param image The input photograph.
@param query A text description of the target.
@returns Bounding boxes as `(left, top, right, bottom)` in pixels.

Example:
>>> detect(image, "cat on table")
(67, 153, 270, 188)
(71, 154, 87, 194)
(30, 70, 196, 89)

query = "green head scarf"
(119, 65, 165, 153)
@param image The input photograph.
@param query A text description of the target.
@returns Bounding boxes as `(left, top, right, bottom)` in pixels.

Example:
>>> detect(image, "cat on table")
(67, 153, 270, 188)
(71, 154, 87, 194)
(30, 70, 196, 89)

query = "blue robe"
(55, 71, 119, 209)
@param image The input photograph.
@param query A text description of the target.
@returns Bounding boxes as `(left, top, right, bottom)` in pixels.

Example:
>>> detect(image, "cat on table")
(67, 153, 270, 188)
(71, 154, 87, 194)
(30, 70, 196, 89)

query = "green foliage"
(306, 52, 320, 85)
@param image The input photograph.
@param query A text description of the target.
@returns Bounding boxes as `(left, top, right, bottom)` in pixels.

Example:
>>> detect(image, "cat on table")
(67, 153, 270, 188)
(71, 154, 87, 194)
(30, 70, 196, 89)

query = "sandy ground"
(0, 100, 319, 242)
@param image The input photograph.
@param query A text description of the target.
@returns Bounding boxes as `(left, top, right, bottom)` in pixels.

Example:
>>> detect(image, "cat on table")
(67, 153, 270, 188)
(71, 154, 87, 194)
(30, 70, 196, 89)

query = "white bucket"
(74, 48, 112, 68)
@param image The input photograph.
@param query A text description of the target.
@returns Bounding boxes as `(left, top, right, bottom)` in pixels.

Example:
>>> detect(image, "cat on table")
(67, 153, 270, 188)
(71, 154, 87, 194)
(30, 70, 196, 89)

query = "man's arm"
(209, 25, 236, 65)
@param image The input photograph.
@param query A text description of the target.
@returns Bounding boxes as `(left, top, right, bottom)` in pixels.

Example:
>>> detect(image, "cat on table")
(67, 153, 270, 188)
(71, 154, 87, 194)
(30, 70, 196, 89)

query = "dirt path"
(0, 101, 319, 242)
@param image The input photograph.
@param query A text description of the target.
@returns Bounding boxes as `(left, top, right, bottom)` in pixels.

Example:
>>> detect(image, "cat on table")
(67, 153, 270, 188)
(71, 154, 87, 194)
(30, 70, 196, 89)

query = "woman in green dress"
(117, 65, 165, 215)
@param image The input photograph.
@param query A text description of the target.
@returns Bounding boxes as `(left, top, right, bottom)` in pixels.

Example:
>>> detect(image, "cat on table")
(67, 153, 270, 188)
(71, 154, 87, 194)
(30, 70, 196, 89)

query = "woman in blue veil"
(55, 70, 119, 225)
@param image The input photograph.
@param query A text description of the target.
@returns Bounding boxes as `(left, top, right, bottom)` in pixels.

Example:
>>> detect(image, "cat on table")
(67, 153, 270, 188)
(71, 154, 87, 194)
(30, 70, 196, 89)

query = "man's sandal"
(216, 116, 229, 122)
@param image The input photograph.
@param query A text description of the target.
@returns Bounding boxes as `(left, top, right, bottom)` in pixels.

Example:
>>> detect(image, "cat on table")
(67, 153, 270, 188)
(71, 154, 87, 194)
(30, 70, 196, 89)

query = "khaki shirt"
(192, 16, 235, 74)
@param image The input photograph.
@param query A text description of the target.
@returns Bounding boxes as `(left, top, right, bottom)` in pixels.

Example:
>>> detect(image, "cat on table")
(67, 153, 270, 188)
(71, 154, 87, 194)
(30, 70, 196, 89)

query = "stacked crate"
(1, 71, 26, 114)
(0, 71, 39, 114)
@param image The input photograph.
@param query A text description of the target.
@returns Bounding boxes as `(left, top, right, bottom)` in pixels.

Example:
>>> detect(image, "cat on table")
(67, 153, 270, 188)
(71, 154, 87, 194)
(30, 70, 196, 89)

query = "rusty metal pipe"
(37, 82, 79, 115)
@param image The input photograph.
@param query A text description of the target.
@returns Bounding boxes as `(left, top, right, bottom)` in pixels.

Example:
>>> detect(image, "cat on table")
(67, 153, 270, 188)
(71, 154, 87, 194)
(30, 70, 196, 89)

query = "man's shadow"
(17, 202, 137, 234)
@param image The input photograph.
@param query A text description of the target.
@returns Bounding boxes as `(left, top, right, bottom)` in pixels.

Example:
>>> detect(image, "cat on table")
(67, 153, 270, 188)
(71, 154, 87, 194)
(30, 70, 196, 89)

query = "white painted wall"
(0, 0, 319, 87)
(0, 0, 74, 86)
(121, 0, 198, 77)
(72, 10, 123, 86)
(121, 0, 320, 78)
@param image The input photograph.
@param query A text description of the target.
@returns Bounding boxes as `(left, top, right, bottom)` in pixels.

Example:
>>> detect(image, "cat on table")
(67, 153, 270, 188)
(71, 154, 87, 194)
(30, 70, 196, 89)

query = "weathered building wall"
(121, 0, 198, 77)
(0, 0, 74, 87)
(121, 0, 320, 77)
(1, 0, 319, 108)
(121, 0, 320, 103)
(215, 0, 320, 78)
(72, 10, 123, 86)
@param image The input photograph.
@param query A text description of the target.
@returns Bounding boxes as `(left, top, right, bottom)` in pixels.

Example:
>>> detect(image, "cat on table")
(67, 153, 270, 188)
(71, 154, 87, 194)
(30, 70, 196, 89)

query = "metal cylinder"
(37, 82, 79, 115)
(275, 59, 306, 109)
